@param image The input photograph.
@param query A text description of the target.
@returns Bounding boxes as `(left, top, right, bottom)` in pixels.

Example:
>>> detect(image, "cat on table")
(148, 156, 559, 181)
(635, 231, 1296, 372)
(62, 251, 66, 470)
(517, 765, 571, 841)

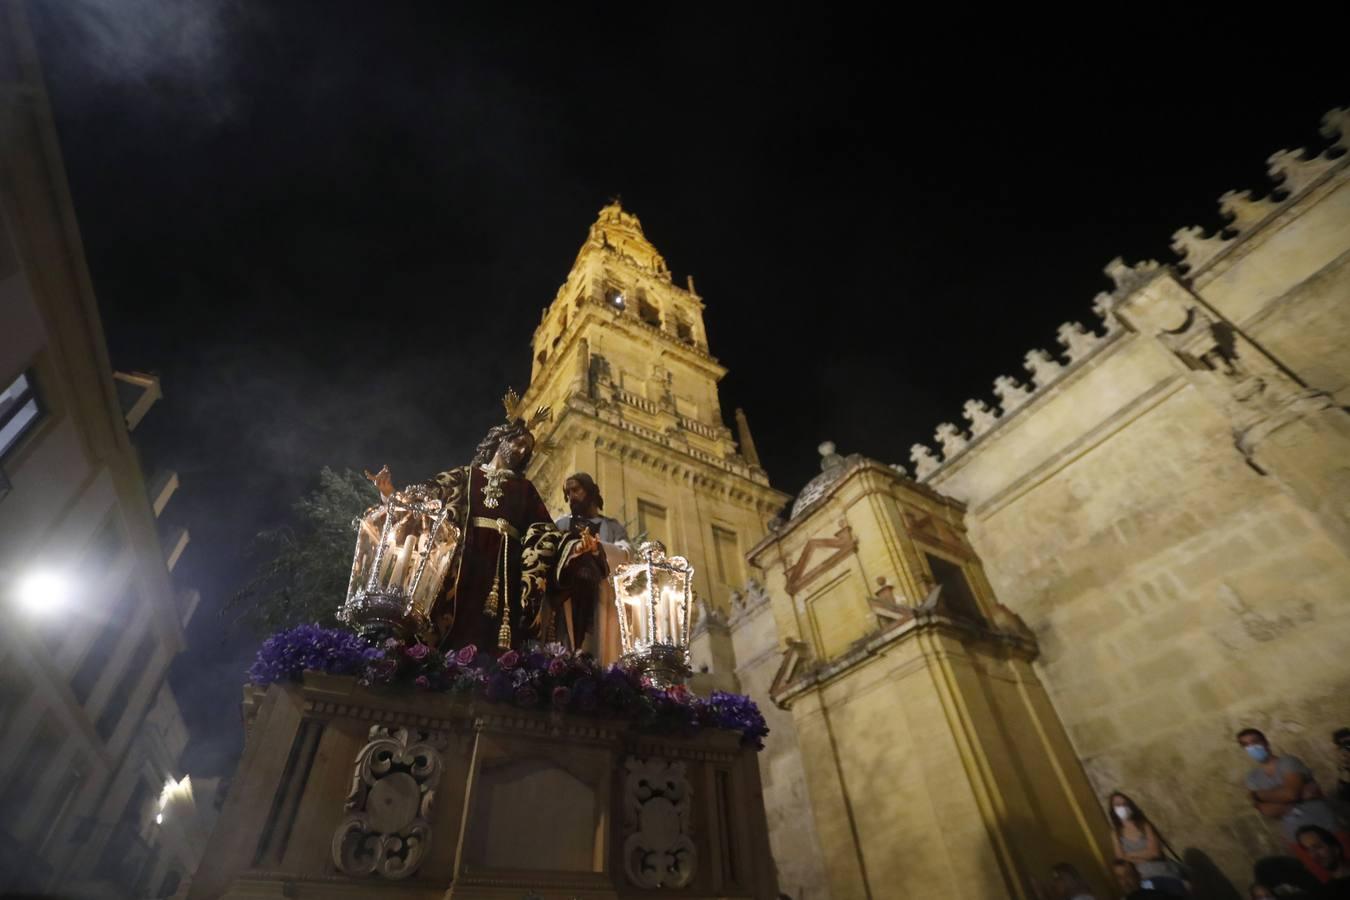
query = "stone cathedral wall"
(913, 109, 1350, 883)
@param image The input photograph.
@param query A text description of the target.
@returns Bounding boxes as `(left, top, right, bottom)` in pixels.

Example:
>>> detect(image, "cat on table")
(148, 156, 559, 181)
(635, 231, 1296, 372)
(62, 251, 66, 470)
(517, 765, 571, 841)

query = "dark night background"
(25, 2, 1347, 775)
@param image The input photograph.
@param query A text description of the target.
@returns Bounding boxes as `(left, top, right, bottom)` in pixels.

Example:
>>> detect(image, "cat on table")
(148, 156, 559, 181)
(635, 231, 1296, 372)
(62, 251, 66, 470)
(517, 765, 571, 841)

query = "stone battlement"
(907, 107, 1350, 481)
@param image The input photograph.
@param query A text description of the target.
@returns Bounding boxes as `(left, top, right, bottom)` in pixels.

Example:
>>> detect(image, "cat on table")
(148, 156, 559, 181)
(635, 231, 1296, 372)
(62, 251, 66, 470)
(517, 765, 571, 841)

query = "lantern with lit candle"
(340, 485, 460, 642)
(611, 541, 694, 687)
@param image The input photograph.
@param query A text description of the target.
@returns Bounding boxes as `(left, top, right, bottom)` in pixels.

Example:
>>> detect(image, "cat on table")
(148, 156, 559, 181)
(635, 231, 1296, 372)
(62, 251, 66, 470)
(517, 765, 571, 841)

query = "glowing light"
(156, 774, 193, 826)
(15, 570, 72, 614)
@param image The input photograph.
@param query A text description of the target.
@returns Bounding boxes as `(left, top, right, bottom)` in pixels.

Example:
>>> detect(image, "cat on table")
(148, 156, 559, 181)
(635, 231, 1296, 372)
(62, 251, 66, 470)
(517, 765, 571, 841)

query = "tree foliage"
(225, 467, 378, 634)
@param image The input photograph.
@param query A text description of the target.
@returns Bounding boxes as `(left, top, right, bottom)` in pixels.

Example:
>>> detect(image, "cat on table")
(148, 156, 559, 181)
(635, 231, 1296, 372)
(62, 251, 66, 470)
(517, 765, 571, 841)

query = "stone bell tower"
(515, 204, 832, 895)
(518, 202, 789, 681)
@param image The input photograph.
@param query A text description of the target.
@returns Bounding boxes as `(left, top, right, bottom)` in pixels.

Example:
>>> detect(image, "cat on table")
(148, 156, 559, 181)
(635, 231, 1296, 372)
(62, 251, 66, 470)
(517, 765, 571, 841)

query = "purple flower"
(250, 631, 769, 750)
(247, 624, 381, 685)
(383, 637, 403, 651)
(699, 691, 770, 750)
(453, 670, 483, 693)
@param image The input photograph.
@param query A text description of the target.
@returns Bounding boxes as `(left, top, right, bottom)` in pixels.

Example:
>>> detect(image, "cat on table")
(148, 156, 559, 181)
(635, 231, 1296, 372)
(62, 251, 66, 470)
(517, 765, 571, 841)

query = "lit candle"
(388, 533, 415, 591)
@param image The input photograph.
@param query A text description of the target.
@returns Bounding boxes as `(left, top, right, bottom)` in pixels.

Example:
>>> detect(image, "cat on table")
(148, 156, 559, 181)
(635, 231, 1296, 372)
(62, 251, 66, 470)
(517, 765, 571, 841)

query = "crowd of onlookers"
(1040, 727, 1350, 899)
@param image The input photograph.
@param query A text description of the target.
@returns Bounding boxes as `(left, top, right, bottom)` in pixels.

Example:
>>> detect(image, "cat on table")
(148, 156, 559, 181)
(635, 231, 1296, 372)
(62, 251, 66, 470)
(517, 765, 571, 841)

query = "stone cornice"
(772, 614, 1038, 710)
(277, 673, 750, 759)
(535, 403, 790, 513)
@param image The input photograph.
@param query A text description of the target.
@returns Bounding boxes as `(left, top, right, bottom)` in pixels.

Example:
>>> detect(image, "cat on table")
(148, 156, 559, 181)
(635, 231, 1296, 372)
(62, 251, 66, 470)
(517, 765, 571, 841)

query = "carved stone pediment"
(902, 508, 969, 559)
(784, 523, 856, 595)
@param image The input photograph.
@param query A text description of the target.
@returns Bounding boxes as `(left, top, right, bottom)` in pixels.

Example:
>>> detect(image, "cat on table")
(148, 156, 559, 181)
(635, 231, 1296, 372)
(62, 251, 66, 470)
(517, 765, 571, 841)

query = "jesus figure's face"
(493, 429, 534, 472)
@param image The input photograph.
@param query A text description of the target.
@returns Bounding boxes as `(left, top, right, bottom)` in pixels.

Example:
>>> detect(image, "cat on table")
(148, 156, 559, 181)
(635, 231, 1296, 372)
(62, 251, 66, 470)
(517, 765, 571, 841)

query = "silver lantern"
(339, 485, 460, 642)
(610, 541, 693, 687)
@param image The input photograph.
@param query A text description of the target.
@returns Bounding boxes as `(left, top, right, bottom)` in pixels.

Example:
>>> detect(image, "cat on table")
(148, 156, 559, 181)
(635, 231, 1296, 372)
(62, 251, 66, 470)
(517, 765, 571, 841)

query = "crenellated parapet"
(1170, 106, 1349, 275)
(906, 281, 1126, 479)
(906, 106, 1350, 482)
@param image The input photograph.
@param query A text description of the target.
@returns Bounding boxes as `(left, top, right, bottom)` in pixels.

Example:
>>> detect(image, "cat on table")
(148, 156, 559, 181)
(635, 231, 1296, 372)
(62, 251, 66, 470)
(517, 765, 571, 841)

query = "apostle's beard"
(569, 495, 594, 518)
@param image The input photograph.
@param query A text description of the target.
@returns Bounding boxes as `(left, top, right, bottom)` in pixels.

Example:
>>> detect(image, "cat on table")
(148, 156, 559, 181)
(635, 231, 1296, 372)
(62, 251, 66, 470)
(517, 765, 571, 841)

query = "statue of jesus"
(366, 392, 603, 652)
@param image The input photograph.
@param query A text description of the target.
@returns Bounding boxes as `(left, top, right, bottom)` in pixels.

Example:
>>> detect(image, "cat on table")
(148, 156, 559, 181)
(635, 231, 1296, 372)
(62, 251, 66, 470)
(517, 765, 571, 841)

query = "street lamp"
(340, 484, 460, 642)
(610, 541, 693, 687)
(14, 569, 72, 615)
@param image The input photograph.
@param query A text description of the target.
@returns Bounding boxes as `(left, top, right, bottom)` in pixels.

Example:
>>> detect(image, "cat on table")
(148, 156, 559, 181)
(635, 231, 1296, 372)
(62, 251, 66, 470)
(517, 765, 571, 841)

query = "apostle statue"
(365, 391, 604, 652)
(554, 472, 634, 665)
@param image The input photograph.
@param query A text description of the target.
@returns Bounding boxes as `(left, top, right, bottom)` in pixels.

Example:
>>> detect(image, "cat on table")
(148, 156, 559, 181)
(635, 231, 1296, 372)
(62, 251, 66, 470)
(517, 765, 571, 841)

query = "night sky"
(27, 2, 1346, 774)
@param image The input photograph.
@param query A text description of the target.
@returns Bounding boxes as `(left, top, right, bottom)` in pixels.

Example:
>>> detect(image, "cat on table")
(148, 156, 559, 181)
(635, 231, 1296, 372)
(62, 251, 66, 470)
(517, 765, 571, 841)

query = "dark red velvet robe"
(420, 465, 603, 652)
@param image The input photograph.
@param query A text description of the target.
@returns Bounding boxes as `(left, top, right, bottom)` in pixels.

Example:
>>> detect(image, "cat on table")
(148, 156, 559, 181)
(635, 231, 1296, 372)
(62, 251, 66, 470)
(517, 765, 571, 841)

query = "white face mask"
(1114, 805, 1132, 821)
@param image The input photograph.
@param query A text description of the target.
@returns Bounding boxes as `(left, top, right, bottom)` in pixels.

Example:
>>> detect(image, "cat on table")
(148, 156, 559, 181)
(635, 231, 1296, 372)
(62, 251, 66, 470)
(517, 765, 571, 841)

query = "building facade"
(523, 108, 1350, 898)
(902, 108, 1350, 888)
(0, 3, 213, 896)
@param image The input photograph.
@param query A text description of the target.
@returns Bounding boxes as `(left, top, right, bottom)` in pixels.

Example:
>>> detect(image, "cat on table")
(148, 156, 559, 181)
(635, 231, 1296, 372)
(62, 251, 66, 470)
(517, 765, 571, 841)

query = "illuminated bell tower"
(520, 202, 789, 684)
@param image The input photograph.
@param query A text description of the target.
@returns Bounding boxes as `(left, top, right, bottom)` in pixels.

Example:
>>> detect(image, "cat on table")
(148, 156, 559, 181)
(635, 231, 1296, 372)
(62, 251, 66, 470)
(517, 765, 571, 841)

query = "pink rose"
(405, 643, 430, 660)
(551, 686, 572, 710)
(414, 675, 431, 690)
(455, 644, 478, 666)
(498, 649, 520, 670)
(668, 684, 690, 703)
(547, 656, 568, 677)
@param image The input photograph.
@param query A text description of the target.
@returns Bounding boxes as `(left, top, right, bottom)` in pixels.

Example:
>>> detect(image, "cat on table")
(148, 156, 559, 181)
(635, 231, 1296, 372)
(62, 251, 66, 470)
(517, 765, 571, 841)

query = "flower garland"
(249, 624, 769, 750)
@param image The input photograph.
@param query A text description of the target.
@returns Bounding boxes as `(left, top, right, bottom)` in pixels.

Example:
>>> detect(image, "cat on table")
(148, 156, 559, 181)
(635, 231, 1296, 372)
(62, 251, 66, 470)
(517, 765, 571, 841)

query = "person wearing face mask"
(1107, 792, 1190, 895)
(1239, 727, 1350, 882)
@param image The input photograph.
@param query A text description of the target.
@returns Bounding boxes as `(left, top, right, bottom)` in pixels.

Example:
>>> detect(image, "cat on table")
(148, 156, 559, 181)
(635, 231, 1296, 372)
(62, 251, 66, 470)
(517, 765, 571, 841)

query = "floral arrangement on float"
(248, 623, 770, 751)
(248, 450, 769, 750)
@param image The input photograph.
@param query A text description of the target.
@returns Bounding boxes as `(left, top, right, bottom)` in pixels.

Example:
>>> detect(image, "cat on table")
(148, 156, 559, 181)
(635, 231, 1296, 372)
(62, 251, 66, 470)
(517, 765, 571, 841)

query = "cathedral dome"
(790, 441, 862, 519)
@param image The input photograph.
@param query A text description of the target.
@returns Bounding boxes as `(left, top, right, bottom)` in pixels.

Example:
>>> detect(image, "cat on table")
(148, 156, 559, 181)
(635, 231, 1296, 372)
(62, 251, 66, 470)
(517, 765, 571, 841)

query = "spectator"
(1108, 791, 1190, 895)
(1238, 727, 1349, 881)
(1297, 825, 1350, 897)
(1047, 862, 1097, 900)
(1113, 859, 1172, 898)
(1334, 728, 1350, 806)
(1253, 855, 1320, 896)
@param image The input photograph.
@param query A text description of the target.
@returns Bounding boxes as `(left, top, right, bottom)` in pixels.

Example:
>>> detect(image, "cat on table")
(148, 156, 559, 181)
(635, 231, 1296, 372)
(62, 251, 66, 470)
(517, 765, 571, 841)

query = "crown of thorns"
(502, 387, 552, 430)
